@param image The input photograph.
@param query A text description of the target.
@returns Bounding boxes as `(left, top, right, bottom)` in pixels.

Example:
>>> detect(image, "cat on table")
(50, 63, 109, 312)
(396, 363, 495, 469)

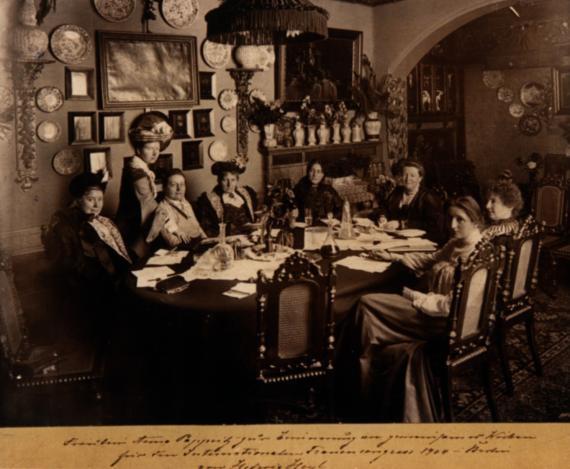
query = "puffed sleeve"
(196, 191, 219, 238)
(412, 292, 452, 317)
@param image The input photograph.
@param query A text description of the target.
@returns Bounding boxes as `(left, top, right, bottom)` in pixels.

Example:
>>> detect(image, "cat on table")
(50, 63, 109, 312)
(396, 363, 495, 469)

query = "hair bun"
(498, 169, 513, 183)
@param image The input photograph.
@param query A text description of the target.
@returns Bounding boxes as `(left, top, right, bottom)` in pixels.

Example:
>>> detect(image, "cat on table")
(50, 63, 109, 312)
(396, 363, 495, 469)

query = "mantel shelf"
(265, 140, 383, 155)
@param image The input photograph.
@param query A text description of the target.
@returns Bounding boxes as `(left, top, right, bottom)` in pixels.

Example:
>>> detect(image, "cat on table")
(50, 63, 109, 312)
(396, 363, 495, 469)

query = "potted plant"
(249, 97, 284, 148)
(299, 96, 321, 146)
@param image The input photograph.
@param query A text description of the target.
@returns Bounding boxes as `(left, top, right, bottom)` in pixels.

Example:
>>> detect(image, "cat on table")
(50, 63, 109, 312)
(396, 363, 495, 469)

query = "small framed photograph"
(182, 140, 203, 170)
(199, 71, 216, 100)
(68, 112, 96, 145)
(98, 112, 125, 143)
(152, 153, 174, 192)
(169, 110, 190, 139)
(84, 147, 112, 177)
(553, 66, 570, 115)
(192, 108, 214, 138)
(65, 67, 94, 100)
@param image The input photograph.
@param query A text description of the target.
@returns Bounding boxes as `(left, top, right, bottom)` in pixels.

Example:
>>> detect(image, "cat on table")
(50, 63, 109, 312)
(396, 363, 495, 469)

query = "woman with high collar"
(483, 170, 524, 240)
(378, 160, 445, 244)
(196, 161, 258, 237)
(116, 111, 173, 258)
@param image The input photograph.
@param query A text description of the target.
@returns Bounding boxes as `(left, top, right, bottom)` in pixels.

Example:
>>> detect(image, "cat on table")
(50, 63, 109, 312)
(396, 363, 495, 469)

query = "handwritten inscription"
(60, 429, 536, 468)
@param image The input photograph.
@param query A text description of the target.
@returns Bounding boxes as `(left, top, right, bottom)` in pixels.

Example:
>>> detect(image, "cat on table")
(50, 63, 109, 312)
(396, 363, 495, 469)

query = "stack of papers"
(223, 282, 257, 299)
(146, 250, 189, 266)
(334, 256, 391, 273)
(132, 266, 175, 288)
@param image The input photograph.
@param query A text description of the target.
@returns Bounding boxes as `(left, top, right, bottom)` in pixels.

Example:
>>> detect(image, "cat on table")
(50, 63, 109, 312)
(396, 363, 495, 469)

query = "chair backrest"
(0, 247, 30, 364)
(256, 252, 336, 382)
(499, 215, 543, 308)
(533, 175, 569, 234)
(446, 239, 503, 363)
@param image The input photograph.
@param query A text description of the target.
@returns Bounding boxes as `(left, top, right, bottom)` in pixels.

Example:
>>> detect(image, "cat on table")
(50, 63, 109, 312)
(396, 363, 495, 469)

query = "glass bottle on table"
(212, 222, 234, 270)
(320, 212, 340, 258)
(304, 208, 313, 227)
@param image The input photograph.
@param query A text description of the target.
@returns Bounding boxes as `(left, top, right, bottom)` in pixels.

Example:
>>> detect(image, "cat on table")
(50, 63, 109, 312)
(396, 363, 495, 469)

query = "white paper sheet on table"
(334, 256, 391, 273)
(146, 251, 188, 265)
(371, 238, 437, 251)
(131, 266, 175, 288)
(223, 281, 257, 299)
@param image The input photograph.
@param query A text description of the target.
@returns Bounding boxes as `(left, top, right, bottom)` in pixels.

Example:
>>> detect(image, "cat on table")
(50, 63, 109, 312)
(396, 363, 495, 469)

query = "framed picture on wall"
(553, 66, 570, 114)
(84, 147, 112, 177)
(98, 112, 125, 143)
(182, 140, 203, 170)
(275, 28, 363, 107)
(68, 112, 96, 145)
(97, 31, 199, 109)
(65, 67, 94, 100)
(192, 108, 214, 138)
(199, 71, 216, 100)
(169, 110, 190, 139)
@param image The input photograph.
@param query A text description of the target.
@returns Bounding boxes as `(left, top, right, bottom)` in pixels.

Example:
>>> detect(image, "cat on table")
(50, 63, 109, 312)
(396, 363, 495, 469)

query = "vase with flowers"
(353, 55, 387, 141)
(300, 96, 321, 146)
(249, 97, 284, 148)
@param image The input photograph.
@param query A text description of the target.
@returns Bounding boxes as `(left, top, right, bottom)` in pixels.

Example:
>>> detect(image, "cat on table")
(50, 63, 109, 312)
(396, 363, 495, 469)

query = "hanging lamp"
(205, 0, 329, 45)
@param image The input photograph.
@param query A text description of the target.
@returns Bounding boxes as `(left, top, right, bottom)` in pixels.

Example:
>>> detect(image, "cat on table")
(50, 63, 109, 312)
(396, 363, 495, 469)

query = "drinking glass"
(304, 208, 313, 226)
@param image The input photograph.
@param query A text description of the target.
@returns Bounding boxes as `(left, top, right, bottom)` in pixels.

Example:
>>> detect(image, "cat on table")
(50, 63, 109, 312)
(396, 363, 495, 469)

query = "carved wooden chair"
(436, 239, 503, 422)
(532, 175, 570, 293)
(0, 247, 104, 424)
(495, 215, 543, 395)
(255, 252, 336, 421)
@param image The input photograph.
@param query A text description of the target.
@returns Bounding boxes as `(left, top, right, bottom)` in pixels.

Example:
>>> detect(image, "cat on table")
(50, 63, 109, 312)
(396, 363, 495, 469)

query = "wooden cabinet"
(263, 141, 383, 188)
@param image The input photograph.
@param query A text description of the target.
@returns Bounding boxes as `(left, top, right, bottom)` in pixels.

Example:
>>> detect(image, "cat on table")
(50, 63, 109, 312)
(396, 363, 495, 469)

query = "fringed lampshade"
(205, 0, 329, 45)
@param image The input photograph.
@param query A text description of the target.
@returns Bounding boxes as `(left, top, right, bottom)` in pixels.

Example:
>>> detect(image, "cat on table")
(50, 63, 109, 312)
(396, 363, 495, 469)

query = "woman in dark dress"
(294, 159, 343, 222)
(197, 161, 258, 237)
(116, 111, 173, 258)
(483, 172, 524, 239)
(378, 160, 444, 244)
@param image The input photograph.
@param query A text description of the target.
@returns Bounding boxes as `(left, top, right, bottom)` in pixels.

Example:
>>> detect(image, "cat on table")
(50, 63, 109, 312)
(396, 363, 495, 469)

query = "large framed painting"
(275, 28, 362, 108)
(96, 31, 199, 109)
(553, 66, 570, 115)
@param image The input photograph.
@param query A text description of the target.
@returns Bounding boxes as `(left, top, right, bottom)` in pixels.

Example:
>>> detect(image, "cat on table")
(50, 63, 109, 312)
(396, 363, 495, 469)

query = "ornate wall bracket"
(229, 68, 258, 165)
(13, 58, 54, 191)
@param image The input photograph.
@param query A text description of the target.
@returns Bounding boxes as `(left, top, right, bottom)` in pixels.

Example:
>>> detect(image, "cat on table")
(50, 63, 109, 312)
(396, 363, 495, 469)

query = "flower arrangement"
(248, 97, 284, 128)
(336, 101, 349, 125)
(352, 55, 387, 116)
(299, 96, 322, 126)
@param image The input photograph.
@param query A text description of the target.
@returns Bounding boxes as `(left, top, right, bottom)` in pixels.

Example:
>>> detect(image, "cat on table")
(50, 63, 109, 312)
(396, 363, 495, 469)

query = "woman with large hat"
(196, 160, 258, 237)
(116, 111, 173, 258)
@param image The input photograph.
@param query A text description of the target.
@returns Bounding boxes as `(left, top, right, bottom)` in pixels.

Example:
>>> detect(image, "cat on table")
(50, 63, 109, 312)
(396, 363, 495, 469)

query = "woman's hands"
(378, 217, 400, 231)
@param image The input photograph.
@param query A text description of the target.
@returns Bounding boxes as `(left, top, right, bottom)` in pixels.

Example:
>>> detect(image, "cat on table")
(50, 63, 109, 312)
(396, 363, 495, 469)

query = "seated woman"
(146, 169, 206, 248)
(116, 111, 173, 258)
(197, 161, 257, 237)
(483, 172, 523, 239)
(377, 160, 444, 244)
(355, 196, 484, 422)
(294, 159, 343, 223)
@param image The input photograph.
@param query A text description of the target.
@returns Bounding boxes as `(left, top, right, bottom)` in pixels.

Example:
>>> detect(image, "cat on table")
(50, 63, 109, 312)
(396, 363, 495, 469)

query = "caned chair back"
(533, 176, 569, 234)
(499, 215, 543, 309)
(0, 247, 30, 364)
(256, 252, 336, 383)
(446, 239, 503, 363)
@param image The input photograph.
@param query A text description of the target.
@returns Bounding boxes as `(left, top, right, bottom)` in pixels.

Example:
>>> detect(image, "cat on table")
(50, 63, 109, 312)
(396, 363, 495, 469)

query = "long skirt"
(355, 293, 446, 422)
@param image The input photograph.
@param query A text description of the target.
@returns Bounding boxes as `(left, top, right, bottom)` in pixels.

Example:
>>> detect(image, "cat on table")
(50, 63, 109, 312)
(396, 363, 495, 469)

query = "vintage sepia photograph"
(1, 0, 570, 467)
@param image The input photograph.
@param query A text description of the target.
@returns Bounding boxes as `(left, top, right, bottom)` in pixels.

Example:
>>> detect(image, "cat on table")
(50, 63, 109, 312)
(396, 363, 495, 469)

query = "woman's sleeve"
(401, 251, 436, 272)
(413, 292, 452, 317)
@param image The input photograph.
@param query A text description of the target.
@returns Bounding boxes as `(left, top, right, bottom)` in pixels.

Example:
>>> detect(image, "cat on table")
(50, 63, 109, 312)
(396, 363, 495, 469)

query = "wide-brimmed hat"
(211, 160, 246, 177)
(128, 111, 173, 151)
(69, 171, 107, 198)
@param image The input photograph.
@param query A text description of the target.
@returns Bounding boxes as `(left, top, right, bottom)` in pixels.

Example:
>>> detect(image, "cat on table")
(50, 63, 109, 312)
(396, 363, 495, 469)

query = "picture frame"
(275, 28, 363, 108)
(64, 67, 94, 100)
(96, 31, 199, 109)
(151, 153, 174, 192)
(169, 110, 190, 139)
(553, 66, 570, 115)
(83, 147, 112, 177)
(192, 108, 214, 138)
(68, 112, 96, 145)
(199, 71, 216, 100)
(98, 112, 125, 143)
(182, 140, 203, 170)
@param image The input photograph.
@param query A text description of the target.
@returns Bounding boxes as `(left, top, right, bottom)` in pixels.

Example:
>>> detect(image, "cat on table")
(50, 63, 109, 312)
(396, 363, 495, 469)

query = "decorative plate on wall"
(497, 86, 514, 103)
(52, 148, 82, 175)
(161, 0, 199, 29)
(201, 40, 231, 69)
(93, 0, 136, 22)
(256, 46, 275, 71)
(37, 120, 62, 143)
(520, 81, 546, 108)
(518, 114, 542, 136)
(36, 86, 64, 113)
(508, 103, 525, 118)
(50, 25, 92, 64)
(208, 140, 228, 161)
(220, 115, 236, 133)
(482, 70, 504, 89)
(218, 89, 238, 110)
